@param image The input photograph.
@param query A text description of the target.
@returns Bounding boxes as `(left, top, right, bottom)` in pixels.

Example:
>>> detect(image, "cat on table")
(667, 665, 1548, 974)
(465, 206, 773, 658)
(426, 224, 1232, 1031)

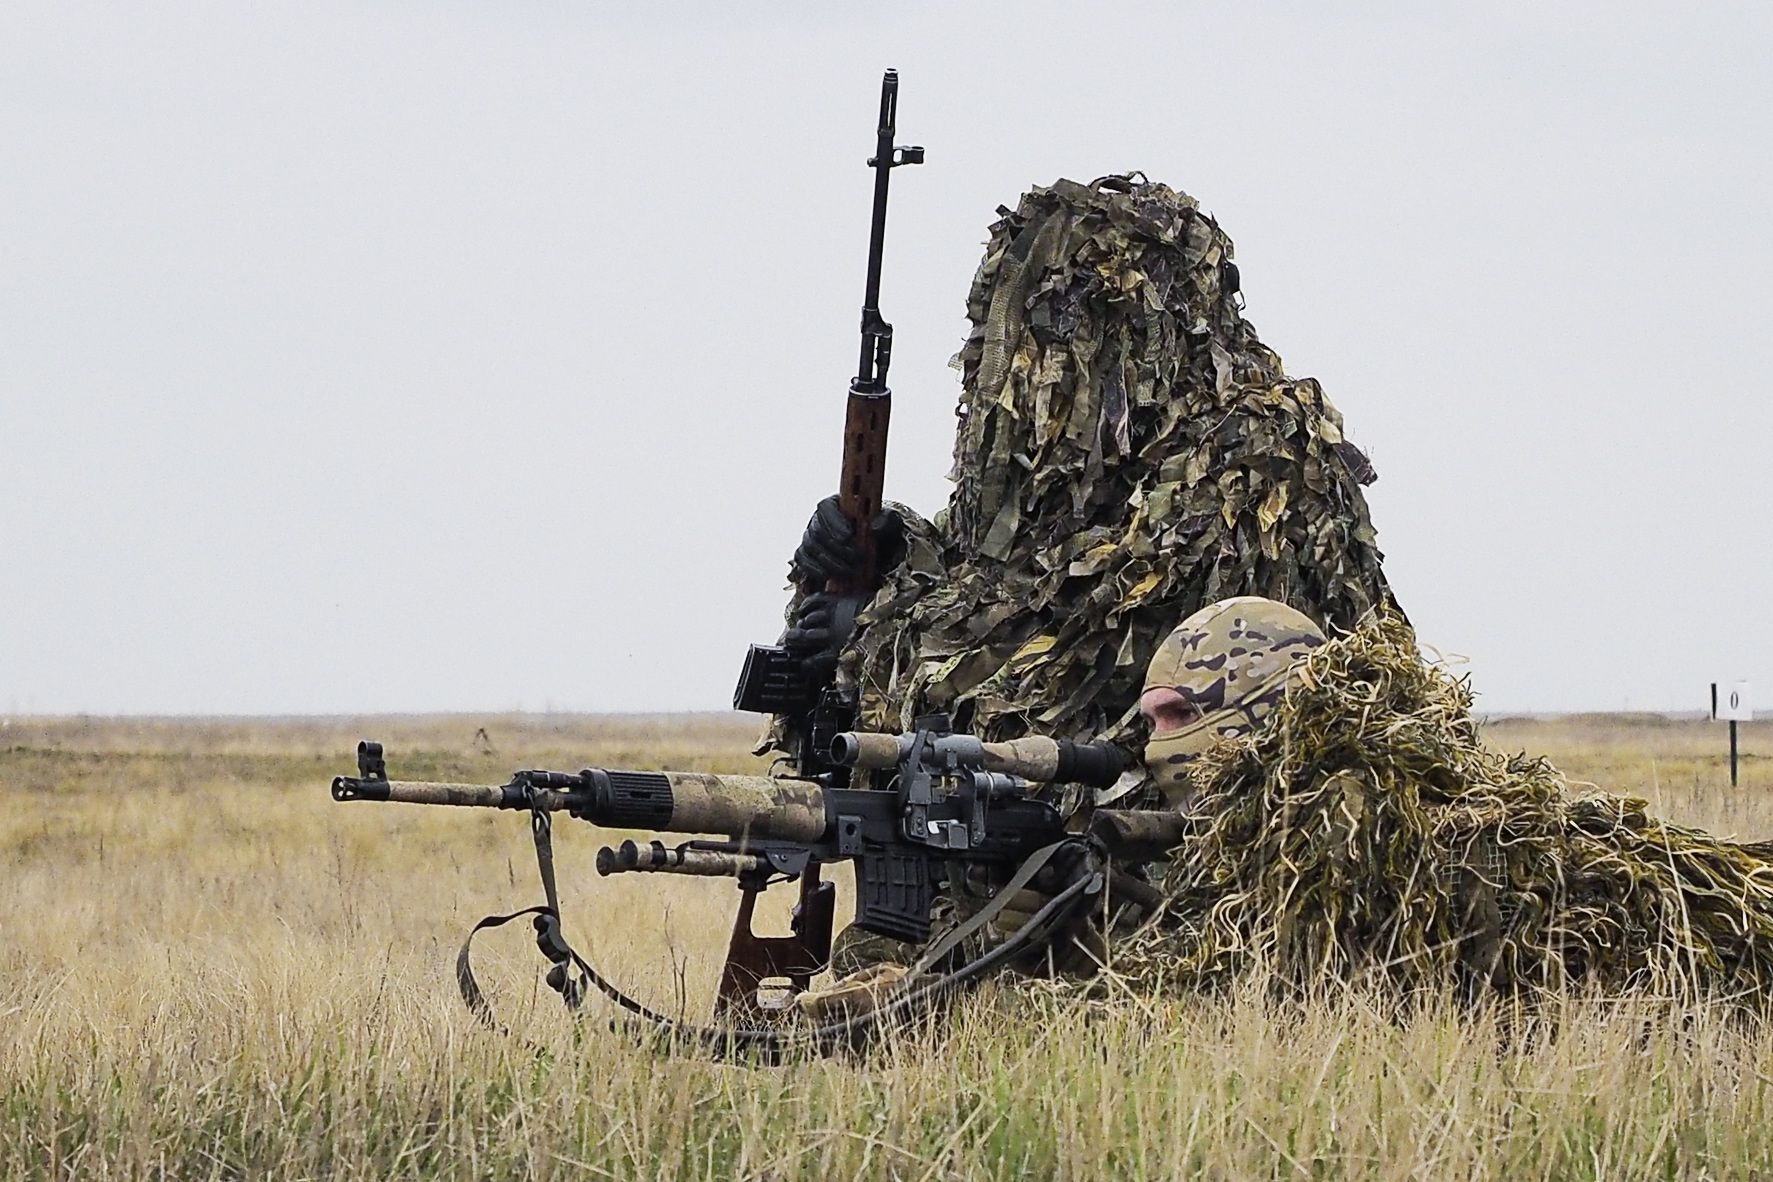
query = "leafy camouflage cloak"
(786, 175, 1395, 774)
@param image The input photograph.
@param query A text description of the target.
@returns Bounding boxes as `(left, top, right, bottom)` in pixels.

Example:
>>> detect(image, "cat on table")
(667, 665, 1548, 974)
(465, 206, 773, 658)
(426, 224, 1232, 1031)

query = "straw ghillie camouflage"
(1115, 614, 1773, 1001)
(823, 174, 1394, 773)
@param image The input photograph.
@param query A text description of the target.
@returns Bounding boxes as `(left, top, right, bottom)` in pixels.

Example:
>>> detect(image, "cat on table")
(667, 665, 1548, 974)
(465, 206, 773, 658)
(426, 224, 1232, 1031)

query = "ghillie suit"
(1116, 614, 1773, 1000)
(831, 175, 1394, 779)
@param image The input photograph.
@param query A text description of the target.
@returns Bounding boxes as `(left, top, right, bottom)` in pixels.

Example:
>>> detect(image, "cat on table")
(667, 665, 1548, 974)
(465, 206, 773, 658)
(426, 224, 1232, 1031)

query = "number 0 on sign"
(1714, 682, 1754, 722)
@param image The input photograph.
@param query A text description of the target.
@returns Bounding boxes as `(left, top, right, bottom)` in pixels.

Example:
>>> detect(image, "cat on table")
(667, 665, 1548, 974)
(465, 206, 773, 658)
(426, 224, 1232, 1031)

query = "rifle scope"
(830, 731, 1124, 789)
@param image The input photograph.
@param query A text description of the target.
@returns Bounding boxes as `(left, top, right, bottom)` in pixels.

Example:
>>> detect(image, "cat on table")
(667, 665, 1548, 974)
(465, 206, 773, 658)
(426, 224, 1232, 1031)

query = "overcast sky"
(4, 1, 1769, 717)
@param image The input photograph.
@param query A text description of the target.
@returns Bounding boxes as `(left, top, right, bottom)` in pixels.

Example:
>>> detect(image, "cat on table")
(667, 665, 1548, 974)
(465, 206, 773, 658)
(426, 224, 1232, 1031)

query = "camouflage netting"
(1112, 615, 1773, 1000)
(831, 175, 1395, 760)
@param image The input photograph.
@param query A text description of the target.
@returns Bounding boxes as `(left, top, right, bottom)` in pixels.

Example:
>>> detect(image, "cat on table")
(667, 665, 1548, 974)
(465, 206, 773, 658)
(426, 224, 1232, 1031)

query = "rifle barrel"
(380, 779, 507, 807)
(332, 768, 829, 843)
(854, 68, 899, 388)
(331, 776, 557, 809)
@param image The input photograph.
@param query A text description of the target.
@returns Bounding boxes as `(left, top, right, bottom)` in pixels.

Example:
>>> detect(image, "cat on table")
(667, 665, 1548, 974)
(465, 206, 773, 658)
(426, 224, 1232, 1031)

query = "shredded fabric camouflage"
(798, 175, 1394, 786)
(1112, 615, 1773, 1000)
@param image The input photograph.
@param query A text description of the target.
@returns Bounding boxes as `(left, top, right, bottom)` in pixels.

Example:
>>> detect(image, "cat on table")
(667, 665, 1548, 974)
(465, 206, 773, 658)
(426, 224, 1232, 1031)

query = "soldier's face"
(1139, 686, 1201, 736)
(1139, 687, 1222, 808)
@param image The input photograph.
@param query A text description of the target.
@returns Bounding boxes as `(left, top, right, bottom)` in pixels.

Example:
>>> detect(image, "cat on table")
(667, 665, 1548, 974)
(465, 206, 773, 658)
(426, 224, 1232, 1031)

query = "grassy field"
(4, 712, 1772, 1180)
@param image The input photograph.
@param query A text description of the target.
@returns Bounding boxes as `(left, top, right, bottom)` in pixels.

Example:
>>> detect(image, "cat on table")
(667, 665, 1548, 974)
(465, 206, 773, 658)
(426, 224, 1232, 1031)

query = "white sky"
(3, 1, 1769, 716)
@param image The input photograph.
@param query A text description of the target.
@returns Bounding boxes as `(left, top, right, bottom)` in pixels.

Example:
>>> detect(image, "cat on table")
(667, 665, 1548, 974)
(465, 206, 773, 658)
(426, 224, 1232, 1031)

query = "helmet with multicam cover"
(1140, 596, 1326, 806)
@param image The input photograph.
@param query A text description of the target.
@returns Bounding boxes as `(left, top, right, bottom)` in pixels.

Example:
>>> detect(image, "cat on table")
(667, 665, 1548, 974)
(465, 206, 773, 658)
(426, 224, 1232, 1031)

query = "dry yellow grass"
(3, 712, 1771, 1180)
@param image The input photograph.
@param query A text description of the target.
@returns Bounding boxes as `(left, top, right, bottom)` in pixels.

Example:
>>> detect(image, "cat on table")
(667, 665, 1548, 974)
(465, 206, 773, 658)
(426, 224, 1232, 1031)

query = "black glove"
(790, 495, 907, 589)
(782, 592, 860, 682)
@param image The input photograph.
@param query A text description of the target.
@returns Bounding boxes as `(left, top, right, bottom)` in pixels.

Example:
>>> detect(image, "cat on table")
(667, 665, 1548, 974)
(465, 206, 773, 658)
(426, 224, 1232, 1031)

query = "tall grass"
(2, 714, 1770, 1179)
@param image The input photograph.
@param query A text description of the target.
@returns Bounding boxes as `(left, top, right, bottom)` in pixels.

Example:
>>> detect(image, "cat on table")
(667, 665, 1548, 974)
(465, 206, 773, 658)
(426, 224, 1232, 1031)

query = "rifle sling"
(456, 805, 685, 1035)
(457, 800, 799, 1054)
(455, 802, 1104, 1059)
(903, 839, 1071, 984)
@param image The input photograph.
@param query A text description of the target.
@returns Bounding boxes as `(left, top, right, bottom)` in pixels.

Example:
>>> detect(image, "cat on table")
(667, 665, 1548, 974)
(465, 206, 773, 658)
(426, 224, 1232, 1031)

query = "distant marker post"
(1712, 681, 1753, 787)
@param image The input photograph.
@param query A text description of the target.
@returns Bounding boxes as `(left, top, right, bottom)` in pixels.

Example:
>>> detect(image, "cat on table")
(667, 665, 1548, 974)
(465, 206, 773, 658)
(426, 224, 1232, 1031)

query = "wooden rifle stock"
(836, 394, 890, 593)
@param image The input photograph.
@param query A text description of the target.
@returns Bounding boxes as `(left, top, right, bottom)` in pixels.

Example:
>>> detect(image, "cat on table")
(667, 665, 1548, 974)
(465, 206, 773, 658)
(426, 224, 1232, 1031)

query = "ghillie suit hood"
(838, 175, 1394, 760)
(1115, 615, 1773, 1000)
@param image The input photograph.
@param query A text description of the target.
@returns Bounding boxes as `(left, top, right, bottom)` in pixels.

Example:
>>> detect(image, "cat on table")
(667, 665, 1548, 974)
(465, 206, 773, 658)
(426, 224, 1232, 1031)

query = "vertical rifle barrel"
(836, 68, 917, 591)
(854, 69, 900, 394)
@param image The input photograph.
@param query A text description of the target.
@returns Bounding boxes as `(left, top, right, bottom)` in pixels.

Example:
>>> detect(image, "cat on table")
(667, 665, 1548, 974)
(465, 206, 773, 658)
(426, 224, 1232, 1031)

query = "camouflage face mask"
(1142, 714, 1231, 808)
(1141, 596, 1326, 808)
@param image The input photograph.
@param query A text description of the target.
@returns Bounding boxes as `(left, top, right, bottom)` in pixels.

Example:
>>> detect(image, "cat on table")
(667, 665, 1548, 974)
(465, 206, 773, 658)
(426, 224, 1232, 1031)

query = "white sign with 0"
(1714, 681, 1754, 722)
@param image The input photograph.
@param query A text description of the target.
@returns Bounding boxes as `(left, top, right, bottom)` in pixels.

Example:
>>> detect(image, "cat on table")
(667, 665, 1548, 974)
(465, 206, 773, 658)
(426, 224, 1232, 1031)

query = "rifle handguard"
(831, 732, 1124, 789)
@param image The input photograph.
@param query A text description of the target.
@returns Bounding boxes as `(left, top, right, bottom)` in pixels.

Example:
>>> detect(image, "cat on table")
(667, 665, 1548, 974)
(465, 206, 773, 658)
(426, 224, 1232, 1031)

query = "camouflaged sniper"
(1113, 614, 1773, 1001)
(774, 175, 1395, 789)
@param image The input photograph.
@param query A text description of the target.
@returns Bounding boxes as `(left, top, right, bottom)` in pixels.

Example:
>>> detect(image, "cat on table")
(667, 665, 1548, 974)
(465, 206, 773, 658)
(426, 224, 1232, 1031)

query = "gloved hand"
(984, 887, 1055, 942)
(983, 845, 1110, 974)
(986, 884, 1109, 975)
(795, 962, 908, 1024)
(790, 495, 907, 589)
(782, 592, 860, 682)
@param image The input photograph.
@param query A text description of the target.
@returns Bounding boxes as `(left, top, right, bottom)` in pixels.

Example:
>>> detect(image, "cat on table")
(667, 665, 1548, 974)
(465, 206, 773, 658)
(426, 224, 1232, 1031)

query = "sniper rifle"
(331, 715, 1186, 1056)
